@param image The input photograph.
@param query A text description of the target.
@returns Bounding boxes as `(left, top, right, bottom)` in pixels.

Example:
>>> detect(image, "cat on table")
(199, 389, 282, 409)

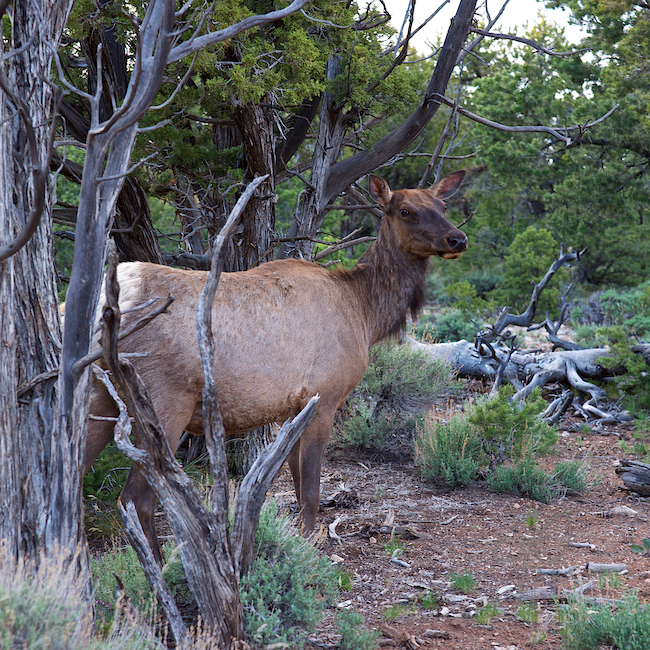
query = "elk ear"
(430, 169, 466, 200)
(369, 175, 392, 208)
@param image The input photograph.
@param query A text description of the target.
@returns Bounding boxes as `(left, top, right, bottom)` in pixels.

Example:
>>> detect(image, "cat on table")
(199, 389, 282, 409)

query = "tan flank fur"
(84, 171, 468, 561)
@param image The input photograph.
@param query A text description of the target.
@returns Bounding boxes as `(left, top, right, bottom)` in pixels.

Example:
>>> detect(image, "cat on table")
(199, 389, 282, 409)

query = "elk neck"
(335, 216, 429, 347)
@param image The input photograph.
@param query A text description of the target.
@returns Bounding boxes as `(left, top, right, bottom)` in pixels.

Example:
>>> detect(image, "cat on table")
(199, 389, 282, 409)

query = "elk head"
(369, 170, 468, 259)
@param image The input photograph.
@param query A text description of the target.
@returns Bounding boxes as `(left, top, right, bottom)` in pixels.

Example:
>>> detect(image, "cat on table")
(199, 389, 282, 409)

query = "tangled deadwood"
(412, 246, 643, 428)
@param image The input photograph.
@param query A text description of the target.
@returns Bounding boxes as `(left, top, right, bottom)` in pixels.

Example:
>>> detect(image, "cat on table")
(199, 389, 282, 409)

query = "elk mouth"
(437, 250, 464, 259)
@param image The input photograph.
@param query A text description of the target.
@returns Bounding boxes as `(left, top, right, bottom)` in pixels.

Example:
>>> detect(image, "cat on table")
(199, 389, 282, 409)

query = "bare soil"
(261, 414, 650, 650)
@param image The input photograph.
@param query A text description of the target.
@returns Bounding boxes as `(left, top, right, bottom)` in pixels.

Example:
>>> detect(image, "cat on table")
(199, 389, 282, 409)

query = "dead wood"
(586, 563, 627, 573)
(510, 587, 556, 601)
(119, 500, 187, 645)
(408, 245, 639, 427)
(616, 459, 650, 496)
(536, 565, 581, 575)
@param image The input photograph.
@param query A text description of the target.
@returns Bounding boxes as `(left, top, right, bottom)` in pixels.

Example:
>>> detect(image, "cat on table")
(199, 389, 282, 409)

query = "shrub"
(411, 309, 478, 343)
(336, 610, 379, 650)
(488, 458, 589, 503)
(336, 342, 457, 451)
(83, 442, 130, 501)
(489, 226, 566, 318)
(91, 502, 335, 649)
(560, 593, 650, 650)
(487, 456, 552, 503)
(337, 402, 405, 450)
(91, 544, 158, 624)
(550, 460, 589, 496)
(0, 549, 161, 650)
(414, 414, 481, 487)
(466, 386, 558, 463)
(240, 502, 337, 649)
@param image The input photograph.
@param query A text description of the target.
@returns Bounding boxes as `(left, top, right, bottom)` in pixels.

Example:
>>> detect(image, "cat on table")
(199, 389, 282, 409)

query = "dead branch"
(119, 500, 187, 645)
(433, 94, 618, 148)
(470, 28, 589, 58)
(493, 245, 586, 333)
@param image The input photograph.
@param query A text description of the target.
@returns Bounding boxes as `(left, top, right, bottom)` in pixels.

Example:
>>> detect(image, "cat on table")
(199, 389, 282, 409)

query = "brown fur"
(84, 171, 468, 561)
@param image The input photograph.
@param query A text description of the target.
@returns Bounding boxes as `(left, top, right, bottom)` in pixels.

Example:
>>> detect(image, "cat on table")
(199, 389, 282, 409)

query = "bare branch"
(493, 246, 587, 334)
(433, 94, 619, 146)
(195, 175, 269, 528)
(72, 295, 174, 375)
(470, 28, 589, 58)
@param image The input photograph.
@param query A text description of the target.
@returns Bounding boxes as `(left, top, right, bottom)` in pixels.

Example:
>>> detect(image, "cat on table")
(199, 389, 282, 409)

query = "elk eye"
(400, 209, 411, 217)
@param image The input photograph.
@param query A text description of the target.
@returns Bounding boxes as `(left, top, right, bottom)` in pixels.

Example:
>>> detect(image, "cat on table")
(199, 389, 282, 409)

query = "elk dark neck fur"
(336, 217, 429, 346)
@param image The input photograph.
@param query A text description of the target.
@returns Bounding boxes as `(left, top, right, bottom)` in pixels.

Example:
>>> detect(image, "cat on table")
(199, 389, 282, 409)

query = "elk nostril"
(447, 235, 467, 251)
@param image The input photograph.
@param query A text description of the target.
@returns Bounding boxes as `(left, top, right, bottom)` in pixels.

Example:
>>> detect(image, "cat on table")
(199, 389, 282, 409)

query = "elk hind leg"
(118, 392, 198, 563)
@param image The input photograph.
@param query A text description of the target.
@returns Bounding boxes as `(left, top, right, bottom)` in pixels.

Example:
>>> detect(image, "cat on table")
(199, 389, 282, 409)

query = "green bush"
(550, 460, 588, 496)
(415, 387, 561, 498)
(83, 443, 130, 501)
(336, 610, 379, 650)
(488, 458, 589, 504)
(336, 342, 457, 451)
(487, 456, 552, 503)
(90, 502, 335, 649)
(0, 550, 161, 650)
(411, 309, 479, 343)
(240, 502, 337, 649)
(489, 226, 566, 318)
(414, 414, 481, 487)
(466, 386, 558, 463)
(337, 402, 406, 450)
(560, 593, 650, 650)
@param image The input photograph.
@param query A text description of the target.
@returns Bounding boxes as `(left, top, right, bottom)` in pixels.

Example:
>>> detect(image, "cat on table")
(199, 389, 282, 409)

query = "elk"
(84, 171, 468, 562)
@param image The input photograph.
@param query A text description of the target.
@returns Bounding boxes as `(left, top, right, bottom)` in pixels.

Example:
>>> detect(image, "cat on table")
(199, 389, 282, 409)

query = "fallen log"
(615, 460, 650, 496)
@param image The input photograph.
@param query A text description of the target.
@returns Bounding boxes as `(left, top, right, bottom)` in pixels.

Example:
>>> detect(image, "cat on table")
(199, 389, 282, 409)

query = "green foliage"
(467, 386, 559, 463)
(475, 600, 503, 625)
(84, 443, 130, 502)
(630, 538, 650, 557)
(449, 572, 476, 594)
(336, 610, 379, 650)
(517, 603, 539, 625)
(383, 533, 406, 558)
(240, 502, 337, 649)
(0, 550, 161, 650)
(382, 603, 414, 622)
(487, 458, 588, 503)
(415, 387, 562, 497)
(337, 402, 404, 450)
(90, 503, 334, 649)
(489, 226, 566, 318)
(91, 544, 159, 624)
(336, 343, 457, 451)
(335, 565, 354, 591)
(487, 457, 552, 503)
(418, 592, 441, 611)
(411, 309, 479, 344)
(570, 283, 650, 414)
(560, 592, 650, 650)
(414, 414, 481, 487)
(550, 460, 588, 496)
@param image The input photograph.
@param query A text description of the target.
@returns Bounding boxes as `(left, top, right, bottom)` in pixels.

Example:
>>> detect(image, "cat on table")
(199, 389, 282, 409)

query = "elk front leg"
(288, 408, 335, 533)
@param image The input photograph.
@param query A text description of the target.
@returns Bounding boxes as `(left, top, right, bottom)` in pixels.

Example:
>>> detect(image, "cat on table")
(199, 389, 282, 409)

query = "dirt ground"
(259, 411, 650, 650)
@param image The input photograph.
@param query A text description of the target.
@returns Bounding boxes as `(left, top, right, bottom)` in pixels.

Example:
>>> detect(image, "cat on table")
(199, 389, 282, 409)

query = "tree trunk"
(231, 100, 277, 270)
(0, 0, 78, 566)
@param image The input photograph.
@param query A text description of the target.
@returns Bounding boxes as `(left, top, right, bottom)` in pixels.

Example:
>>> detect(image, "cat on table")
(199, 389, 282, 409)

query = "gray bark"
(0, 0, 76, 566)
